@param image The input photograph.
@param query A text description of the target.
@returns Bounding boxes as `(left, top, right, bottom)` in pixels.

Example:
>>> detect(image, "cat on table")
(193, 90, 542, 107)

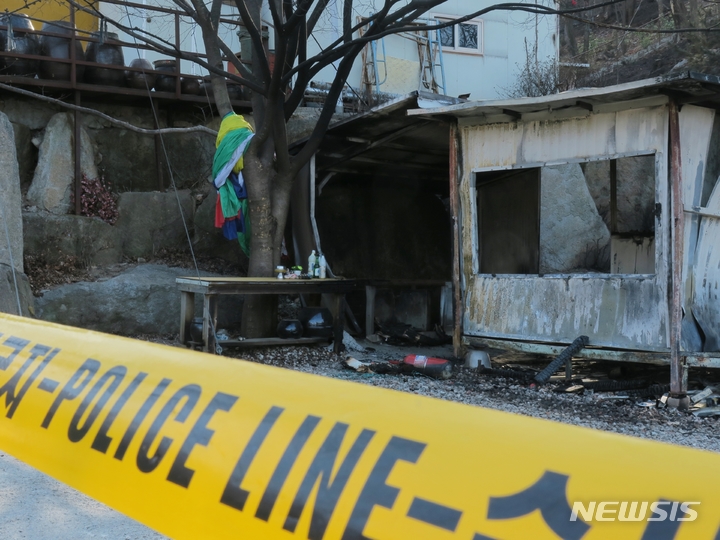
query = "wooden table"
(176, 277, 359, 354)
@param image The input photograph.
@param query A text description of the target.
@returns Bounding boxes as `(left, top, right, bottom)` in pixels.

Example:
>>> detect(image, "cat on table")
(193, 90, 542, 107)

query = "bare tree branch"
(307, 0, 331, 35)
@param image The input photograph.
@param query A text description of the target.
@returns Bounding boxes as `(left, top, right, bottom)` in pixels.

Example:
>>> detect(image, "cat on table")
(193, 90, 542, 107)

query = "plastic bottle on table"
(307, 250, 316, 279)
(319, 254, 327, 278)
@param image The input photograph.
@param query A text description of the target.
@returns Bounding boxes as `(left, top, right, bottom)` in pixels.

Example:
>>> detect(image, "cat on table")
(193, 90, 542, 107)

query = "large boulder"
(0, 264, 34, 317)
(582, 155, 655, 233)
(0, 112, 24, 273)
(115, 190, 195, 259)
(35, 264, 242, 335)
(540, 163, 611, 273)
(26, 113, 98, 215)
(23, 212, 123, 266)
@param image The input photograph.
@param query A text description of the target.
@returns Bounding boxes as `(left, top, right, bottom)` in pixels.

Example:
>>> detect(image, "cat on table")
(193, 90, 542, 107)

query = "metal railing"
(0, 0, 249, 106)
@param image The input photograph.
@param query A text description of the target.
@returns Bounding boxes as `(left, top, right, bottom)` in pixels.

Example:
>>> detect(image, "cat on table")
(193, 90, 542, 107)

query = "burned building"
(408, 72, 720, 394)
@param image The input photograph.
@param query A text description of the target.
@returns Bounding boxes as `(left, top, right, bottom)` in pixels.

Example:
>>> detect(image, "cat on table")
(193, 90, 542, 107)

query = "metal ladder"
(370, 37, 387, 96)
(418, 19, 446, 95)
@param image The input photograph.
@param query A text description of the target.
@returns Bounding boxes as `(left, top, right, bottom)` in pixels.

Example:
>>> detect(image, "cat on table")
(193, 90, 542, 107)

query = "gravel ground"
(224, 340, 720, 454)
(0, 454, 166, 540)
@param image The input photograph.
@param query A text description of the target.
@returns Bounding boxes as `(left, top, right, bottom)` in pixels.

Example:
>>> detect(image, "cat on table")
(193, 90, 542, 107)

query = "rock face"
(23, 191, 202, 265)
(540, 163, 611, 273)
(115, 190, 195, 259)
(91, 128, 215, 192)
(26, 112, 98, 215)
(583, 155, 656, 233)
(35, 264, 243, 335)
(616, 155, 655, 233)
(1, 96, 57, 130)
(91, 127, 156, 192)
(0, 264, 34, 317)
(23, 213, 123, 266)
(0, 112, 24, 273)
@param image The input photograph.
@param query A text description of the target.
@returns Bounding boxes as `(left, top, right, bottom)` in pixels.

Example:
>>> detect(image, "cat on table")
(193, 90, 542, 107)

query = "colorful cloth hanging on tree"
(212, 112, 254, 255)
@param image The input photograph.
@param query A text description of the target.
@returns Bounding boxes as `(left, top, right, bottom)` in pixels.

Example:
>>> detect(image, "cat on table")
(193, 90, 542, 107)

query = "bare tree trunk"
(239, 149, 280, 338)
(671, 0, 687, 27)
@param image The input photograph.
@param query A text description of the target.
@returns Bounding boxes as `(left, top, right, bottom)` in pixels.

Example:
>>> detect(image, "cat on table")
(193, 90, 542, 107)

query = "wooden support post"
(610, 158, 617, 234)
(202, 294, 216, 354)
(179, 291, 194, 346)
(668, 100, 687, 399)
(153, 99, 164, 191)
(174, 13, 181, 99)
(74, 91, 82, 215)
(449, 123, 463, 358)
(70, 5, 77, 89)
(332, 293, 345, 355)
(365, 285, 376, 338)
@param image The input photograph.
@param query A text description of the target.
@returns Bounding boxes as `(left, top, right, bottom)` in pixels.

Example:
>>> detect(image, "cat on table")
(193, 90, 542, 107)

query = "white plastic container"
(465, 350, 491, 369)
(307, 250, 316, 278)
(319, 254, 327, 278)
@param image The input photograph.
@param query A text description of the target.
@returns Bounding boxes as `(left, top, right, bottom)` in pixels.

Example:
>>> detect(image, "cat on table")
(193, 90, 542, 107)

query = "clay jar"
(0, 14, 40, 77)
(39, 21, 84, 82)
(153, 59, 177, 92)
(227, 82, 246, 101)
(125, 57, 155, 89)
(84, 31, 125, 86)
(180, 76, 201, 95)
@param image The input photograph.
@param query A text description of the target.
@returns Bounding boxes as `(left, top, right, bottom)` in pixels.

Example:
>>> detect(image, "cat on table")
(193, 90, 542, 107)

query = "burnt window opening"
(476, 168, 539, 274)
(475, 155, 656, 276)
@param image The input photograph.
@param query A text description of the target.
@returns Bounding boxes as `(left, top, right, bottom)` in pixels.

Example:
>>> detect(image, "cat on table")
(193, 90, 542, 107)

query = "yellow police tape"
(1, 312, 719, 540)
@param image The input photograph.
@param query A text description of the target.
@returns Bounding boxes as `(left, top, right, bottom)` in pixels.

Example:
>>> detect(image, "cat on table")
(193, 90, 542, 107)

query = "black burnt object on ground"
(374, 320, 452, 346)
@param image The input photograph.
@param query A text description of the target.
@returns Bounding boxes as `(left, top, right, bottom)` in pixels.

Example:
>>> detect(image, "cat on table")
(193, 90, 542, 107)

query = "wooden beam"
(317, 121, 433, 172)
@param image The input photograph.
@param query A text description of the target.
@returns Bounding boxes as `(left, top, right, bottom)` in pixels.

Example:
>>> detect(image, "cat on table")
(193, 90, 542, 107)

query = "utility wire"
(120, 5, 224, 352)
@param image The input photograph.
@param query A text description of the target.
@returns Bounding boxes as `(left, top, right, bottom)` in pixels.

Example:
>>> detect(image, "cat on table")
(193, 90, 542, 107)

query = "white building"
(308, 0, 558, 100)
(100, 0, 558, 102)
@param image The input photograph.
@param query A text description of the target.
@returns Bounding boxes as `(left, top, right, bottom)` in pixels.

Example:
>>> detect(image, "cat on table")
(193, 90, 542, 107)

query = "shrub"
(74, 174, 119, 225)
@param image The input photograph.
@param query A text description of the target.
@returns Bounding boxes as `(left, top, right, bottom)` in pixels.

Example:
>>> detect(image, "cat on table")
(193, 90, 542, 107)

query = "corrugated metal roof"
(297, 91, 456, 183)
(407, 72, 720, 121)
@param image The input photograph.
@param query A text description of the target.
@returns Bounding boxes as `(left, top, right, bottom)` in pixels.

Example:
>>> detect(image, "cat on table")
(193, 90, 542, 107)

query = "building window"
(435, 16, 482, 54)
(474, 155, 657, 276)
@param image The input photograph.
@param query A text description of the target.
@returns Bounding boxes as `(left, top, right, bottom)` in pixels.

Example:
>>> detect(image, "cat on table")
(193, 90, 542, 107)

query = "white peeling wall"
(680, 105, 720, 352)
(459, 105, 673, 351)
